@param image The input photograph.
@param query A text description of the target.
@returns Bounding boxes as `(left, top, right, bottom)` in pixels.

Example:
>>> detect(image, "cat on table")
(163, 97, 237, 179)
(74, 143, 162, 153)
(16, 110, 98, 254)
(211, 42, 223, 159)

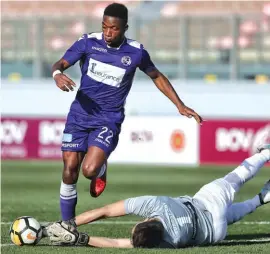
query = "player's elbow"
(148, 69, 162, 80)
(52, 58, 70, 73)
(102, 205, 111, 218)
(103, 201, 126, 218)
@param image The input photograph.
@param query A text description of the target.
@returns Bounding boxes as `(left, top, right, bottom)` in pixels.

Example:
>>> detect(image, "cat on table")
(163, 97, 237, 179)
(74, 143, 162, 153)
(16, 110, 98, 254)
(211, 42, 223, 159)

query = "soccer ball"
(10, 216, 42, 246)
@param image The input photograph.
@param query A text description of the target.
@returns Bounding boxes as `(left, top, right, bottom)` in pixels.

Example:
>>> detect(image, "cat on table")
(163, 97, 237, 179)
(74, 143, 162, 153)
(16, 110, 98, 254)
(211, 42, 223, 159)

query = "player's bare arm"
(46, 220, 133, 248)
(69, 200, 133, 248)
(88, 237, 133, 248)
(147, 69, 203, 124)
(75, 200, 126, 226)
(52, 58, 77, 92)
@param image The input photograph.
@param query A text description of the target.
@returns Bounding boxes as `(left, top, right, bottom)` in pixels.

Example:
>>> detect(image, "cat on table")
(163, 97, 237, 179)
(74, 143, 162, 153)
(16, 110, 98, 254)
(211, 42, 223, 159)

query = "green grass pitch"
(1, 161, 270, 253)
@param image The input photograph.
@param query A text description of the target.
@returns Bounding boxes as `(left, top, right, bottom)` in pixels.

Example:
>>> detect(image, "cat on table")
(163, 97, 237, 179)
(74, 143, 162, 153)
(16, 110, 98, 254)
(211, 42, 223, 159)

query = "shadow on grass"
(216, 234, 270, 246)
(35, 234, 270, 249)
(35, 244, 91, 248)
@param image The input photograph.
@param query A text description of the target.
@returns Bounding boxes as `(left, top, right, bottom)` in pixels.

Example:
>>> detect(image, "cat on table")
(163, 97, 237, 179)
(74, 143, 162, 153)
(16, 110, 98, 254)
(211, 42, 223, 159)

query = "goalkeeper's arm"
(47, 221, 133, 248)
(88, 237, 133, 248)
(75, 200, 126, 226)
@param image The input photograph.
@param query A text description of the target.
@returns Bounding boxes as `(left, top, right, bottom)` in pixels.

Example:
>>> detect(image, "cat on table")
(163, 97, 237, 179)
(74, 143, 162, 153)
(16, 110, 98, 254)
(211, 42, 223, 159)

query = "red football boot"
(90, 163, 107, 198)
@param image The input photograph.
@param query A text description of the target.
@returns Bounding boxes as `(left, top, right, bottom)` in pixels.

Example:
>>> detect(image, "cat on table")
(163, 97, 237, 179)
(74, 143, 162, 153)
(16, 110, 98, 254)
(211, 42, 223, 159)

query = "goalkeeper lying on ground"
(44, 144, 270, 248)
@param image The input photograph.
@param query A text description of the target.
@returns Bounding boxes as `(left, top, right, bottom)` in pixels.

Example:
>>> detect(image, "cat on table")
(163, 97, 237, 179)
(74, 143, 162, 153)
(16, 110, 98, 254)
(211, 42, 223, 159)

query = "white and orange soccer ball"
(10, 216, 42, 246)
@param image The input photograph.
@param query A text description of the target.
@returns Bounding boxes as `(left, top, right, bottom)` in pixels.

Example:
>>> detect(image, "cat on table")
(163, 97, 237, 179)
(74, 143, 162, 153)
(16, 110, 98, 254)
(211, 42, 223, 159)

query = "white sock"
(236, 152, 268, 181)
(60, 181, 77, 220)
(260, 149, 270, 161)
(224, 152, 269, 192)
(226, 195, 260, 225)
(60, 181, 77, 199)
(96, 163, 106, 178)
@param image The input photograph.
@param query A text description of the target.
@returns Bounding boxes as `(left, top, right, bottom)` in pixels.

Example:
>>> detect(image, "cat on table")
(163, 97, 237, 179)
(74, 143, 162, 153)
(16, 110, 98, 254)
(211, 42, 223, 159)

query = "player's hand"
(178, 105, 203, 125)
(41, 219, 76, 238)
(48, 221, 89, 246)
(40, 222, 54, 238)
(54, 73, 76, 92)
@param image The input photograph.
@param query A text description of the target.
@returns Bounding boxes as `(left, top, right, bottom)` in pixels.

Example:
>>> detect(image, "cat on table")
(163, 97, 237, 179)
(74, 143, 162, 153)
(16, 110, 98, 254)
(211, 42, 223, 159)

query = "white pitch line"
(240, 221, 270, 225)
(223, 238, 270, 243)
(1, 221, 270, 225)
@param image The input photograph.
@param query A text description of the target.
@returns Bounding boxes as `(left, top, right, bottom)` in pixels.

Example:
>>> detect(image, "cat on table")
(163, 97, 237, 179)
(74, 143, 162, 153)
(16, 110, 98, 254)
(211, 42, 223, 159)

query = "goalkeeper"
(44, 144, 270, 248)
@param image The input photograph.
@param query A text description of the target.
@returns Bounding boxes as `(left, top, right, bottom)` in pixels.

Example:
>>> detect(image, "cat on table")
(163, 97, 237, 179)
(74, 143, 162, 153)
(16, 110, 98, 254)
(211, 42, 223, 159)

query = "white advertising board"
(1, 116, 198, 165)
(109, 117, 199, 165)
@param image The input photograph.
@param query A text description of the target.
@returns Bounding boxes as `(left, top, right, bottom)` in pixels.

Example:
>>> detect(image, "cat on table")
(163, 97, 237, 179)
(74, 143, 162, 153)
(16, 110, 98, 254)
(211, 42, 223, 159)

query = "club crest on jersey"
(121, 56, 132, 66)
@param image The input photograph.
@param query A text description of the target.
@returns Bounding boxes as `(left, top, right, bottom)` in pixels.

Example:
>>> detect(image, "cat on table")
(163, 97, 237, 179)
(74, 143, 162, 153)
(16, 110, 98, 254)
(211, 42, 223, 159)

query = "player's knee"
(82, 162, 98, 179)
(62, 167, 79, 184)
(62, 154, 80, 184)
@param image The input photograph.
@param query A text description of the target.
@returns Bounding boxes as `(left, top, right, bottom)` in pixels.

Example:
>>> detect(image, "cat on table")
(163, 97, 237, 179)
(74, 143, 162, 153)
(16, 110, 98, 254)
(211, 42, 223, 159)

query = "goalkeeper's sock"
(226, 196, 261, 225)
(60, 181, 77, 220)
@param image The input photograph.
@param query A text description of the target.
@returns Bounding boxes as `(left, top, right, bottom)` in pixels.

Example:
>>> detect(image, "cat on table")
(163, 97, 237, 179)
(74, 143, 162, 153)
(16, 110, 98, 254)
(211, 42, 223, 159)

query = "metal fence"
(1, 14, 270, 81)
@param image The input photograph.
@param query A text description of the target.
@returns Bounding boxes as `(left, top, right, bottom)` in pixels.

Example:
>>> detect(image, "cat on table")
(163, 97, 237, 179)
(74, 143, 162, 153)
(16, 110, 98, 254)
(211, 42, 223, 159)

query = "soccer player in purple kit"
(51, 3, 203, 221)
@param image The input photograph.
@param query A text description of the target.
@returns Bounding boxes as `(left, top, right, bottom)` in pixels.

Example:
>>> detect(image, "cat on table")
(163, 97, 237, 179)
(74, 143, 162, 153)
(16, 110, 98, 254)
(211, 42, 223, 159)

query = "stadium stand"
(1, 1, 269, 79)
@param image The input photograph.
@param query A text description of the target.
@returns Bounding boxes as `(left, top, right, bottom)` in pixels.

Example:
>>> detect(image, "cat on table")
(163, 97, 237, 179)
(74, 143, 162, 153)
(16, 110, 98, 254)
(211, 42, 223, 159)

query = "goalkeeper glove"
(46, 221, 89, 246)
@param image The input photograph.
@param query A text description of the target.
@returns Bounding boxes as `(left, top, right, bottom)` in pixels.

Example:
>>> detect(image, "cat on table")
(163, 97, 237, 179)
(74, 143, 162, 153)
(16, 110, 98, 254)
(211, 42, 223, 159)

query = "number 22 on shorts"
(97, 127, 114, 145)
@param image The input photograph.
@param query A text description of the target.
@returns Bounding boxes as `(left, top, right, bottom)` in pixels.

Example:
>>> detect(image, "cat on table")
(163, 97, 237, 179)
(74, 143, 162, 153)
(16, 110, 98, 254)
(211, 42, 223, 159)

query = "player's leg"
(82, 126, 119, 197)
(60, 151, 85, 220)
(81, 146, 107, 179)
(60, 112, 89, 220)
(226, 179, 270, 225)
(193, 179, 231, 243)
(223, 146, 270, 194)
(81, 146, 108, 197)
(193, 145, 270, 242)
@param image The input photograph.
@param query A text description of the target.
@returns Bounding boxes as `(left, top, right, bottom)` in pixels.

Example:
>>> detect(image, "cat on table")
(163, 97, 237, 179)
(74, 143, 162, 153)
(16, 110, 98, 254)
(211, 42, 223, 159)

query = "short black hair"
(132, 220, 164, 248)
(104, 3, 128, 24)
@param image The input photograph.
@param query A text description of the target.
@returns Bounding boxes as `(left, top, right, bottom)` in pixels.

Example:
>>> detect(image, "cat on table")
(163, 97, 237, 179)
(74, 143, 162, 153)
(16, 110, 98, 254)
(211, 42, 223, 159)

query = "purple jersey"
(61, 32, 156, 156)
(63, 32, 156, 128)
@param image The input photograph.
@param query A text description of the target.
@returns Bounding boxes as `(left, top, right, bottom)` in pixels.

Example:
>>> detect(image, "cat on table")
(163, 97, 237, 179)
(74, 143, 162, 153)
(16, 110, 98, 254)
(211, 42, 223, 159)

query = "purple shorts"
(61, 112, 120, 158)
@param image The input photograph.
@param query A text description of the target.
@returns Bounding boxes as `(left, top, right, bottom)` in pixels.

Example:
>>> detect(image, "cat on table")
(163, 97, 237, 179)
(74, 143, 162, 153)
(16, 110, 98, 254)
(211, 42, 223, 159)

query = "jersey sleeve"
(62, 34, 87, 65)
(138, 47, 157, 74)
(124, 196, 158, 217)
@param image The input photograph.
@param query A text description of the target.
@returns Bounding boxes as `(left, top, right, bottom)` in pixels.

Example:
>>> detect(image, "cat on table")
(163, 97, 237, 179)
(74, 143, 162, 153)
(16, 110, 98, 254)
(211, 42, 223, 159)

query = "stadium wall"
(1, 80, 270, 165)
(2, 80, 270, 118)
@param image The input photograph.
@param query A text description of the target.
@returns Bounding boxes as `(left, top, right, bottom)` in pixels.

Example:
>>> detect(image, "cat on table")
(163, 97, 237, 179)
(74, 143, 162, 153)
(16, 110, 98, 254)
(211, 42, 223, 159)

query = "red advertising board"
(200, 119, 270, 164)
(1, 117, 66, 160)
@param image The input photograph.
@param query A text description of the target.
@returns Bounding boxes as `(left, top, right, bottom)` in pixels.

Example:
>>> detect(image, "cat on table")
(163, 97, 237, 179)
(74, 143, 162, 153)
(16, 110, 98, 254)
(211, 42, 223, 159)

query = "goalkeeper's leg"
(193, 147, 270, 243)
(223, 148, 270, 194)
(227, 179, 270, 225)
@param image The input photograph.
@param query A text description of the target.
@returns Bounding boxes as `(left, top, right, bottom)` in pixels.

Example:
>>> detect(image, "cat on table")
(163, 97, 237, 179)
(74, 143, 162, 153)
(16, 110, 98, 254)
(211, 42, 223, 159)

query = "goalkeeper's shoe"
(90, 162, 107, 198)
(258, 179, 270, 205)
(257, 143, 270, 153)
(257, 143, 270, 162)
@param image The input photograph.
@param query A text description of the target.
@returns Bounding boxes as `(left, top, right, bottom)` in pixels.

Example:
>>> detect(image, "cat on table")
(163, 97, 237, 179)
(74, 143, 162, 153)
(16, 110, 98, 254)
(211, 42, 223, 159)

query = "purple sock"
(60, 181, 77, 221)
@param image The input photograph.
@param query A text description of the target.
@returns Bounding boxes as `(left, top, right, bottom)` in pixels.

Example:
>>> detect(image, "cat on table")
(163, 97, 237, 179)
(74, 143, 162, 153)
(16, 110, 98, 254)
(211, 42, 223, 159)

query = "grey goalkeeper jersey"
(124, 195, 214, 248)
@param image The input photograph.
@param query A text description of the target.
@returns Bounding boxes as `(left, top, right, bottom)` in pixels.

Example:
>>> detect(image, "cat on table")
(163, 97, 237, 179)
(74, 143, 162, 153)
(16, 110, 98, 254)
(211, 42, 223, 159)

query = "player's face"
(102, 16, 127, 47)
